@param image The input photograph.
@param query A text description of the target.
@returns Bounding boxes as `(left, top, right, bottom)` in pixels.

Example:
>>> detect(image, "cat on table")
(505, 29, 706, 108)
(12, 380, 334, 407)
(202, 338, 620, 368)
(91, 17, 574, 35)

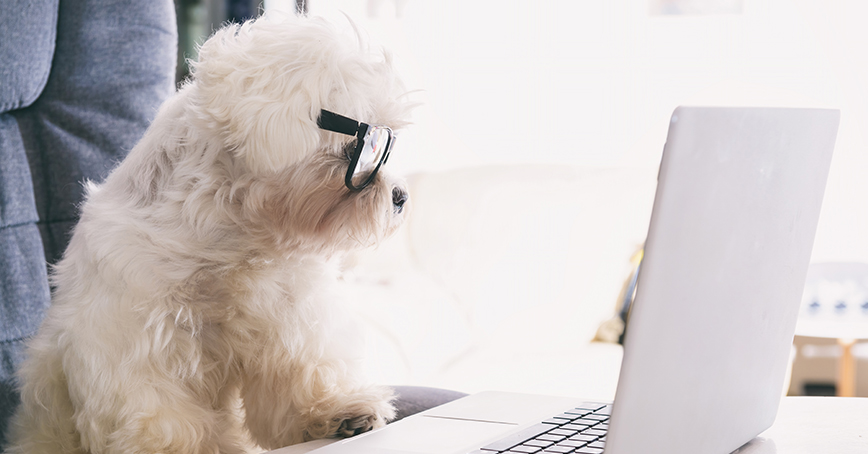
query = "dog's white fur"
(5, 13, 412, 454)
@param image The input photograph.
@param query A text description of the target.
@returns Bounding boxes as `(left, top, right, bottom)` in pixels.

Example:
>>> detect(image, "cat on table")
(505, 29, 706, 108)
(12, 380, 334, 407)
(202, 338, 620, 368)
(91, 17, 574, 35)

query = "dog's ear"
(190, 18, 327, 175)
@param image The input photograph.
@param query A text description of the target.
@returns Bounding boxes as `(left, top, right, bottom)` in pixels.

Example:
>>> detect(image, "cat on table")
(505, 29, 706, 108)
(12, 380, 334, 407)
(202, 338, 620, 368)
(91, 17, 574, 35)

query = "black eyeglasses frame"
(316, 109, 394, 191)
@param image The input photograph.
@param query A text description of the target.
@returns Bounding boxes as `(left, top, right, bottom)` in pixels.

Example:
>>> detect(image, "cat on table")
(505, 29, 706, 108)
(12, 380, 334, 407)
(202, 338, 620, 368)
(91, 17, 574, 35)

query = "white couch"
(343, 164, 659, 400)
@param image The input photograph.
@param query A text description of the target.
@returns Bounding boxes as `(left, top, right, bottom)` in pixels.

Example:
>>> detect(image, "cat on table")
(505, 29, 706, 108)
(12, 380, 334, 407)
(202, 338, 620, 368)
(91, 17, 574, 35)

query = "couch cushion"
(0, 117, 39, 229)
(0, 116, 51, 447)
(17, 0, 177, 264)
(0, 0, 177, 446)
(0, 114, 49, 344)
(0, 0, 59, 113)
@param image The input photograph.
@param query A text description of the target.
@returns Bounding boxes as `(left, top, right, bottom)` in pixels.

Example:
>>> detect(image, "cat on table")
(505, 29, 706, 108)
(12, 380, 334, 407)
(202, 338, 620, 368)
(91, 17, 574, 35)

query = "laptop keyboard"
(468, 402, 612, 454)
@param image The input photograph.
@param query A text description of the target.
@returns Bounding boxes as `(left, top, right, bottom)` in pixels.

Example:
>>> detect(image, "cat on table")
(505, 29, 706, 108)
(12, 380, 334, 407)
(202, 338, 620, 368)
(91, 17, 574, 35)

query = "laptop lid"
(605, 107, 840, 454)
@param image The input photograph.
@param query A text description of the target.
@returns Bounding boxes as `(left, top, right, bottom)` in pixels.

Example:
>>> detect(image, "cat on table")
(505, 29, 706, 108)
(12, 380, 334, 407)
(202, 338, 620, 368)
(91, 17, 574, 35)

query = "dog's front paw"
(335, 412, 384, 437)
(328, 387, 395, 439)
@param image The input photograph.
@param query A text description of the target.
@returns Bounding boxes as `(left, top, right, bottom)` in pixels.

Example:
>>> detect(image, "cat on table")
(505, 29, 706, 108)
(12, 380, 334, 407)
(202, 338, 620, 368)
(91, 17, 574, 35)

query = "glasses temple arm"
(317, 110, 361, 137)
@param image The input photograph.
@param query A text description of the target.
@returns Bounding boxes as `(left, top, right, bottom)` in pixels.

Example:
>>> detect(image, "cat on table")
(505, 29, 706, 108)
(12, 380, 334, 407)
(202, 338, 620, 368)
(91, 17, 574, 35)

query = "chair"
(0, 0, 176, 445)
(794, 262, 868, 396)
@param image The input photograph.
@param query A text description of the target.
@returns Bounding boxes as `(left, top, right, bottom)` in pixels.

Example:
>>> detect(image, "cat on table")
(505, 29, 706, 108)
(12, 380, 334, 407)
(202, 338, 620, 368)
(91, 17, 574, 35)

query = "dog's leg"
(87, 330, 255, 454)
(213, 383, 261, 454)
(8, 317, 252, 454)
(73, 376, 249, 454)
(5, 344, 84, 454)
(241, 355, 396, 449)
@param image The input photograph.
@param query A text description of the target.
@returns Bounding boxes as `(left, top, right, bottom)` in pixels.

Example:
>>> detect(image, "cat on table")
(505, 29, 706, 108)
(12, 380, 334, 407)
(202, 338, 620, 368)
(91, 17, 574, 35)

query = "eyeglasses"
(316, 109, 395, 191)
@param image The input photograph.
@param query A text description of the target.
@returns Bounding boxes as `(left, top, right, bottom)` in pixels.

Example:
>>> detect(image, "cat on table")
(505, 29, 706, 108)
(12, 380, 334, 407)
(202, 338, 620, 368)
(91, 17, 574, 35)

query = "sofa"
(0, 0, 464, 448)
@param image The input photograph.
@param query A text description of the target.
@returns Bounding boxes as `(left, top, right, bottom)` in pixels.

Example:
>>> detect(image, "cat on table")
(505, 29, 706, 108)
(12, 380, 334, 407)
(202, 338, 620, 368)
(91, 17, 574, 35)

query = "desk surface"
(268, 396, 868, 454)
(734, 396, 867, 453)
(794, 319, 868, 340)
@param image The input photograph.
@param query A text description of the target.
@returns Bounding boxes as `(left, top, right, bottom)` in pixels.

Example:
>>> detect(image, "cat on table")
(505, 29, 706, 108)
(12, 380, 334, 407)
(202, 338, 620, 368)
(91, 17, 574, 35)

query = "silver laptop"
(308, 107, 840, 454)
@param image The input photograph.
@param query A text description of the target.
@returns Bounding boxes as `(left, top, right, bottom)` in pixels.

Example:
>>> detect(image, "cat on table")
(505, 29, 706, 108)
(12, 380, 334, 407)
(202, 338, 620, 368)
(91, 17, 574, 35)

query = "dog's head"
(187, 13, 413, 254)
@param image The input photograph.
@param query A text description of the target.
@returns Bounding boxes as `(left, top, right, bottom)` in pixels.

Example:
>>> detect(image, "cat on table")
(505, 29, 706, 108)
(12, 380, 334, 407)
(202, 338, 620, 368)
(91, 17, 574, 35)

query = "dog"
(6, 12, 412, 454)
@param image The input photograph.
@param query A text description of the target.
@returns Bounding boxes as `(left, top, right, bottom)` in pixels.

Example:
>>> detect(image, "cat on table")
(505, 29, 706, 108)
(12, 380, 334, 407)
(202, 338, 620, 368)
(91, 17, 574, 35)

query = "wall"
(269, 0, 868, 264)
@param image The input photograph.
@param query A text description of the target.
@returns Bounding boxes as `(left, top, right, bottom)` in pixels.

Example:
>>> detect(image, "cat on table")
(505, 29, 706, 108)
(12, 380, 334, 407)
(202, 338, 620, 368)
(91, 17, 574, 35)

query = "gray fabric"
(0, 0, 59, 112)
(0, 0, 60, 437)
(391, 386, 468, 421)
(18, 0, 178, 265)
(0, 0, 177, 447)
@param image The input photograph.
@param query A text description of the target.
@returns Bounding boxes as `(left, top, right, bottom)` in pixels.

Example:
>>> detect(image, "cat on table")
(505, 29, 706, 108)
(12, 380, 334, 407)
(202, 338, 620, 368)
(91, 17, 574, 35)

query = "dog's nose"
(392, 186, 408, 212)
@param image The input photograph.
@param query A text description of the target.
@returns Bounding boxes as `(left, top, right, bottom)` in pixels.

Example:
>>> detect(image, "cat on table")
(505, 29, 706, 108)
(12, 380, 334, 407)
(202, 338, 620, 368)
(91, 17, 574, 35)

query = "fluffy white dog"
(6, 13, 412, 454)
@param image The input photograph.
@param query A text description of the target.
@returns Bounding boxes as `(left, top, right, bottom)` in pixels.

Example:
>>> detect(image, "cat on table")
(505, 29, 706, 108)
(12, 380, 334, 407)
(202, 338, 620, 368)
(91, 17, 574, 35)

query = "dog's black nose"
(392, 186, 408, 212)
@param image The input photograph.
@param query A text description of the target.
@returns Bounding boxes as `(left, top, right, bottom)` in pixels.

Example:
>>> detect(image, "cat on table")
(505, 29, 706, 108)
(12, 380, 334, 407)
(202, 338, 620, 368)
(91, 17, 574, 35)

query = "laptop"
(306, 106, 841, 454)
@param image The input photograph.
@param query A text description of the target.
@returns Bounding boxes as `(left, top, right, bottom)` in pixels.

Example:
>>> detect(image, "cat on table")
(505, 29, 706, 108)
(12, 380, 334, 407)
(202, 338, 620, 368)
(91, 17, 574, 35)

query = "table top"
(268, 396, 868, 454)
(794, 319, 868, 340)
(734, 396, 868, 453)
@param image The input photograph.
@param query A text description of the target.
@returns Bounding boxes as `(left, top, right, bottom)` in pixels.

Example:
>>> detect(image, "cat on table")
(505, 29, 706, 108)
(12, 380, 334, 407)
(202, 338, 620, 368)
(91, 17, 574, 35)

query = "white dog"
(6, 13, 412, 454)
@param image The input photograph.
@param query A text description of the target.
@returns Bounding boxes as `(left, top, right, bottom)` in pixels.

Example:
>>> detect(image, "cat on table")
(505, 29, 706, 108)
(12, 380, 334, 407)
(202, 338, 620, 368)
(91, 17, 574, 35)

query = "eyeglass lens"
(350, 126, 391, 187)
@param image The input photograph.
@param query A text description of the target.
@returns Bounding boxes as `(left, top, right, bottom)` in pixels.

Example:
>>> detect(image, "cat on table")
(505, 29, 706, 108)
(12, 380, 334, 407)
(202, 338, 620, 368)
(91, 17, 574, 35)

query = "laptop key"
(548, 428, 579, 437)
(571, 418, 600, 426)
(556, 439, 588, 448)
(537, 434, 568, 443)
(582, 429, 607, 438)
(524, 439, 555, 448)
(576, 402, 609, 411)
(593, 406, 612, 415)
(509, 445, 542, 454)
(542, 446, 574, 454)
(574, 447, 603, 454)
(481, 423, 553, 452)
(582, 414, 608, 421)
(569, 434, 598, 442)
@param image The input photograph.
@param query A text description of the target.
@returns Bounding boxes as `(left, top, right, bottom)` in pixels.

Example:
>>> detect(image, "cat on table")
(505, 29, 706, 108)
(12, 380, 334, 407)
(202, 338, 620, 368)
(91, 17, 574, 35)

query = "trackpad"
(321, 415, 516, 454)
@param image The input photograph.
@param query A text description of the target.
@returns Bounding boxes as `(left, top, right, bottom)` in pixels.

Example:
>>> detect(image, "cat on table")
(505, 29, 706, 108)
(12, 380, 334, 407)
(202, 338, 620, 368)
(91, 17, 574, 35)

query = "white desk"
(733, 397, 867, 453)
(268, 397, 868, 454)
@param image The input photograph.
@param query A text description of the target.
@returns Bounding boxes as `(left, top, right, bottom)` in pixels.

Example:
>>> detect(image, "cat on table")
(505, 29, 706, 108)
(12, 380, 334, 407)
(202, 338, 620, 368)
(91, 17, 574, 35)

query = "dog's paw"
(335, 413, 384, 437)
(328, 388, 395, 438)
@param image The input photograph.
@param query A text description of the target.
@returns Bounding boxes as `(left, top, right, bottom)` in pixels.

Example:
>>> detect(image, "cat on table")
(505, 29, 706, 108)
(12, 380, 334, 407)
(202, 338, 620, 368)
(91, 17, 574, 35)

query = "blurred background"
(174, 0, 868, 398)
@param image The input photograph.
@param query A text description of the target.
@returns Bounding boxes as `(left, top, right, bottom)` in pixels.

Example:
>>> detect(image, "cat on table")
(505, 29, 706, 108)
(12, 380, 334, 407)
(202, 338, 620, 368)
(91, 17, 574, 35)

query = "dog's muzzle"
(392, 186, 408, 214)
